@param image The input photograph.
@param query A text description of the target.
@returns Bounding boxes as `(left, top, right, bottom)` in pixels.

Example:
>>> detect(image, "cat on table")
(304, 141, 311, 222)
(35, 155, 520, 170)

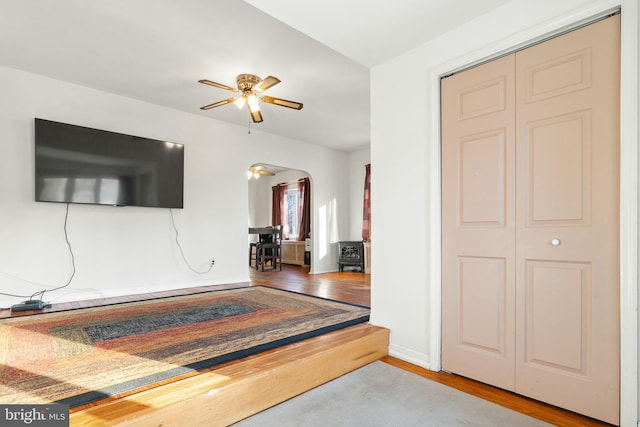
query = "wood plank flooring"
(2, 264, 614, 426)
(248, 264, 370, 307)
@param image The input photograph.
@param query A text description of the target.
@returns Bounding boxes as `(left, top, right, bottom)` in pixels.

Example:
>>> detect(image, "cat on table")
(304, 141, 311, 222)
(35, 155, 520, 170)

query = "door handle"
(551, 238, 561, 246)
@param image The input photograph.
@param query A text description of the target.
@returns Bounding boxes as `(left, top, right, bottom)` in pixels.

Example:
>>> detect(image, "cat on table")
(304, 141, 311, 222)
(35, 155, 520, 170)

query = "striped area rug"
(0, 286, 370, 408)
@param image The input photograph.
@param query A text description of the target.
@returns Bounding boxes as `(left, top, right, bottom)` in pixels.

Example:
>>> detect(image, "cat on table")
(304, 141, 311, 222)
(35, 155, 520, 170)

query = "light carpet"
(235, 361, 552, 426)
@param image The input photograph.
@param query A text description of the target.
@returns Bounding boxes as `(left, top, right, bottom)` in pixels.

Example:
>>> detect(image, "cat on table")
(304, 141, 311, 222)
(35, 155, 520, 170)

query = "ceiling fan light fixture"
(247, 94, 260, 112)
(234, 97, 246, 109)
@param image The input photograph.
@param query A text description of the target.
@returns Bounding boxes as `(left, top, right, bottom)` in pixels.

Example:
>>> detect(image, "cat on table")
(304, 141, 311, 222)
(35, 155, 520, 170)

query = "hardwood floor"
(248, 263, 370, 307)
(2, 264, 614, 426)
(382, 356, 614, 427)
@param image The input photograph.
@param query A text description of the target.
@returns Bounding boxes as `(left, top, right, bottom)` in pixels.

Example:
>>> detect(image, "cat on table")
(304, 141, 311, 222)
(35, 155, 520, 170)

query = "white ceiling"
(0, 0, 511, 152)
(245, 0, 512, 68)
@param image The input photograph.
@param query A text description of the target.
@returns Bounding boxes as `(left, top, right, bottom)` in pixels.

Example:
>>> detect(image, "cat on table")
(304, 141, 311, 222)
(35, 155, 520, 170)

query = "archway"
(247, 163, 312, 269)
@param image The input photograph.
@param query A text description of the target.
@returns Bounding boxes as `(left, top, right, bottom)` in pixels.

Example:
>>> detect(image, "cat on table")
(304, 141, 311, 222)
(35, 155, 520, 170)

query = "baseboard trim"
(388, 343, 431, 370)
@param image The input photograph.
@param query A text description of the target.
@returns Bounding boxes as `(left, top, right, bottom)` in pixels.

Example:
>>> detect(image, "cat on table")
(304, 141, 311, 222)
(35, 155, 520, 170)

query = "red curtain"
(271, 184, 285, 227)
(297, 177, 311, 241)
(362, 164, 371, 241)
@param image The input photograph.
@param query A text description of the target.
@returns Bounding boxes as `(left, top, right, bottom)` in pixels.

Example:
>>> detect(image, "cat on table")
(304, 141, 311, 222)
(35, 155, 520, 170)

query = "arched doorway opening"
(247, 163, 312, 269)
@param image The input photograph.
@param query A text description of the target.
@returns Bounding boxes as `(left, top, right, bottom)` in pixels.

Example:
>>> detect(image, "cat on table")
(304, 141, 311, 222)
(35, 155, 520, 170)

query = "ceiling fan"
(248, 165, 276, 178)
(198, 74, 303, 123)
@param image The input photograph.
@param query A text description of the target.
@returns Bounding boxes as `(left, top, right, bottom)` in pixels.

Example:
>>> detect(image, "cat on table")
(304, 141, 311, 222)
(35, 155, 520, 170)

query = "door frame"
(428, 1, 638, 425)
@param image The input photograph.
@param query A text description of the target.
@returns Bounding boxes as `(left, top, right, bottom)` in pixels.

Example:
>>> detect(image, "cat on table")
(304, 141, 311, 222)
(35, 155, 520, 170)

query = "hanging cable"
(0, 203, 76, 301)
(35, 203, 76, 301)
(169, 209, 214, 274)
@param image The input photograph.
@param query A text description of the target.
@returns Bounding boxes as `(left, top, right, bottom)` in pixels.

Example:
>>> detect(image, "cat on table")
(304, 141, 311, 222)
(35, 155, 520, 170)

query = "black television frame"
(34, 118, 184, 209)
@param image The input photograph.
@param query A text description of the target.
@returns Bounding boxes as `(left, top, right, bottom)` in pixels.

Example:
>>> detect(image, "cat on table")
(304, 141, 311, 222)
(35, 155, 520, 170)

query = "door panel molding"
(458, 76, 508, 120)
(524, 259, 590, 375)
(524, 48, 592, 103)
(525, 110, 591, 226)
(458, 256, 507, 355)
(458, 129, 508, 226)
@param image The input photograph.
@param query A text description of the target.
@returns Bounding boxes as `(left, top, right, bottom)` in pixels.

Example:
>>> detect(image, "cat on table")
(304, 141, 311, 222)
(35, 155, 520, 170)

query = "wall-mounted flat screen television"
(35, 118, 184, 208)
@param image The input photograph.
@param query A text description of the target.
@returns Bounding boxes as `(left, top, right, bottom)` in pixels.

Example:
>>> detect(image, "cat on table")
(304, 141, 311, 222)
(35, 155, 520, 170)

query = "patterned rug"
(0, 286, 370, 408)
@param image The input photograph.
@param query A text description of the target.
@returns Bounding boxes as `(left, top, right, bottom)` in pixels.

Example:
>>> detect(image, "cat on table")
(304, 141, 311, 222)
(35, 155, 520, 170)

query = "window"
(283, 186, 300, 240)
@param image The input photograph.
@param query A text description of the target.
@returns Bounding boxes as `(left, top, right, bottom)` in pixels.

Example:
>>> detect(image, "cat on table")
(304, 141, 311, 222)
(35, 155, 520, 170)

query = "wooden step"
(71, 323, 389, 426)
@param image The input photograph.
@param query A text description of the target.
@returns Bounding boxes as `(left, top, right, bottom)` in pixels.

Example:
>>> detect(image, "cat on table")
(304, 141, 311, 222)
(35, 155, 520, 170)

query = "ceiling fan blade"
(250, 166, 275, 176)
(198, 79, 239, 92)
(250, 106, 263, 123)
(200, 97, 238, 110)
(262, 96, 303, 110)
(254, 76, 281, 92)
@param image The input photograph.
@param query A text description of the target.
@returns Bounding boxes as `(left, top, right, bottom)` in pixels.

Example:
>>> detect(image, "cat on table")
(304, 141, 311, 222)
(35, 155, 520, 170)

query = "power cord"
(36, 202, 76, 301)
(1, 206, 212, 310)
(169, 209, 214, 274)
(0, 203, 76, 307)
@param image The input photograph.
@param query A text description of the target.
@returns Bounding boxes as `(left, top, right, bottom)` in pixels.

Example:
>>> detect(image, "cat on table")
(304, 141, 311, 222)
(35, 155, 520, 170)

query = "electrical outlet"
(210, 258, 215, 266)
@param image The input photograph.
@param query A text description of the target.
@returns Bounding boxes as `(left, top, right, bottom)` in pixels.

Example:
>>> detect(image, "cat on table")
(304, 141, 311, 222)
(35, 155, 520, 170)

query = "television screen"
(35, 118, 184, 208)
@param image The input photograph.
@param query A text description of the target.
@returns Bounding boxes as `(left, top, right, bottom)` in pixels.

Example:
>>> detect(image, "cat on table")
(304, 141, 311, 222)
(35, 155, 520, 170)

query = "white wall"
(0, 65, 350, 307)
(370, 3, 638, 421)
(348, 148, 370, 241)
(247, 174, 272, 229)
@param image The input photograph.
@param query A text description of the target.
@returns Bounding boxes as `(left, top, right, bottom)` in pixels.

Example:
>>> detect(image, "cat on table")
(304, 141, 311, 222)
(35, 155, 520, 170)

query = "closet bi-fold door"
(441, 54, 517, 391)
(441, 15, 619, 425)
(513, 15, 619, 424)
